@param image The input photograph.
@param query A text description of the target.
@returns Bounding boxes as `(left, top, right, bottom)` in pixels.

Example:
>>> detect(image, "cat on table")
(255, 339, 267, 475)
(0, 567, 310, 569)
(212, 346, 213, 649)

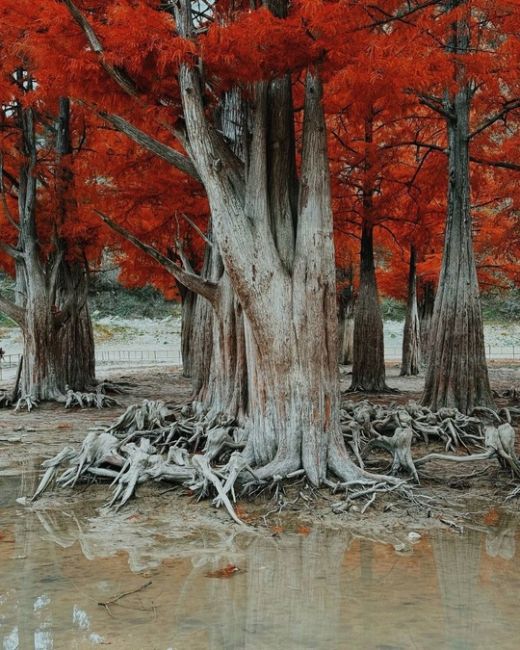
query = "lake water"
(1, 467, 520, 649)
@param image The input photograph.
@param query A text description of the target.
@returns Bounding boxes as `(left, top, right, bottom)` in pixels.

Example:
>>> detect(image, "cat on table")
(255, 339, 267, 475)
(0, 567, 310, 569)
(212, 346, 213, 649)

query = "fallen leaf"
(483, 507, 500, 526)
(296, 525, 311, 536)
(205, 563, 244, 579)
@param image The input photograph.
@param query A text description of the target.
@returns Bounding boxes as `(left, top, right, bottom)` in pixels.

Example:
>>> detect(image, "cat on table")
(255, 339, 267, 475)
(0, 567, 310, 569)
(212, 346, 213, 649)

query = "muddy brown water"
(1, 466, 520, 649)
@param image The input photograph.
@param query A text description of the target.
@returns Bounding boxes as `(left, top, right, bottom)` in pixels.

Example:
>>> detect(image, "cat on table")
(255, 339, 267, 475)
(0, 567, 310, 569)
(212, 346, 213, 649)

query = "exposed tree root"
(340, 399, 485, 452)
(345, 385, 400, 395)
(363, 426, 419, 482)
(15, 395, 40, 412)
(415, 419, 520, 479)
(493, 387, 520, 401)
(7, 380, 131, 411)
(30, 396, 520, 521)
(65, 388, 119, 409)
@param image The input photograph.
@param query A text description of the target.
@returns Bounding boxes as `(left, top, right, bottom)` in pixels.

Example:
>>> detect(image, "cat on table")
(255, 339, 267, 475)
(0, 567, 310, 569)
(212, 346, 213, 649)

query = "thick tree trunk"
(350, 223, 388, 391)
(18, 260, 95, 400)
(400, 246, 421, 376)
(20, 292, 65, 401)
(338, 284, 355, 365)
(56, 262, 96, 390)
(58, 303, 95, 390)
(419, 280, 435, 362)
(422, 84, 494, 412)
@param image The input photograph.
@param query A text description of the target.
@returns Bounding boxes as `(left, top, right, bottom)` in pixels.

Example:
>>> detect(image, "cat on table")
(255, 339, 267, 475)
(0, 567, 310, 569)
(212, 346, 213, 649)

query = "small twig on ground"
(97, 580, 152, 610)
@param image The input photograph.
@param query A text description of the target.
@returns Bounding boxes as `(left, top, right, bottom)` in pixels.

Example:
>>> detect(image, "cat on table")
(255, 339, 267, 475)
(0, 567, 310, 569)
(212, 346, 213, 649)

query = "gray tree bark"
(419, 280, 435, 362)
(422, 9, 494, 412)
(176, 3, 356, 483)
(400, 245, 421, 376)
(338, 280, 355, 366)
(350, 223, 388, 391)
(0, 99, 96, 401)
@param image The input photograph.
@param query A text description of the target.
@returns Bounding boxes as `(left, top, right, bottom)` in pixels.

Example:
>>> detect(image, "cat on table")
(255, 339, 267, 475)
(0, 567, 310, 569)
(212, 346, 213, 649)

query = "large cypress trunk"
(177, 38, 360, 483)
(422, 83, 494, 412)
(12, 101, 97, 401)
(350, 223, 388, 391)
(18, 259, 95, 400)
(400, 246, 421, 376)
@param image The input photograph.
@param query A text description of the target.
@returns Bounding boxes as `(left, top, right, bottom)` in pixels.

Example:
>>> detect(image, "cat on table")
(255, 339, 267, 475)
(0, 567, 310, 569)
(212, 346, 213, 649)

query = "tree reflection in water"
(1, 475, 520, 650)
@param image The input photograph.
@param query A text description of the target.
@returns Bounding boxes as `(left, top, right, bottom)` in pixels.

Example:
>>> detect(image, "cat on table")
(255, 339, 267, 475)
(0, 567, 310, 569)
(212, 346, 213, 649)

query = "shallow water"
(1, 468, 520, 650)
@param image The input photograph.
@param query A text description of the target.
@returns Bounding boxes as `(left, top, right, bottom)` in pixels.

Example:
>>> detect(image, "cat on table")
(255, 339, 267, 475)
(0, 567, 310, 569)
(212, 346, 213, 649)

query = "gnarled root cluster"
(341, 399, 520, 486)
(30, 396, 520, 522)
(15, 395, 39, 412)
(10, 380, 131, 411)
(65, 387, 119, 409)
(32, 400, 251, 521)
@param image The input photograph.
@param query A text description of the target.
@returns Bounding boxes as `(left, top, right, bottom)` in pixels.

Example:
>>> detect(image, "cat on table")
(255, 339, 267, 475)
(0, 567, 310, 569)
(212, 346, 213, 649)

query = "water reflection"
(1, 470, 520, 649)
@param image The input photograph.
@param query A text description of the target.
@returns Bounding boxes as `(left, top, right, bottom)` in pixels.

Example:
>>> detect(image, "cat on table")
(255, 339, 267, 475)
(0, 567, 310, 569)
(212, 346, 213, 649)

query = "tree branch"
(94, 210, 219, 304)
(418, 95, 453, 119)
(0, 241, 23, 261)
(469, 157, 520, 172)
(469, 99, 520, 139)
(0, 293, 25, 327)
(98, 111, 201, 181)
(63, 0, 138, 97)
(379, 140, 520, 172)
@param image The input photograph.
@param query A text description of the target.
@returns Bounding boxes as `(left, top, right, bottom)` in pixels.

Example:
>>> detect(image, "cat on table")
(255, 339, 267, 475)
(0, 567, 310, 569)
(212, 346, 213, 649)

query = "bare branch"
(0, 293, 25, 327)
(0, 240, 23, 261)
(469, 156, 520, 172)
(94, 210, 219, 304)
(98, 111, 201, 181)
(379, 140, 520, 172)
(178, 212, 212, 247)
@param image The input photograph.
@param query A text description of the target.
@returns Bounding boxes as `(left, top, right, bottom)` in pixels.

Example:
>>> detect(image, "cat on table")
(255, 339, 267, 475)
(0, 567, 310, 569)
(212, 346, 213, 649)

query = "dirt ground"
(1, 363, 520, 547)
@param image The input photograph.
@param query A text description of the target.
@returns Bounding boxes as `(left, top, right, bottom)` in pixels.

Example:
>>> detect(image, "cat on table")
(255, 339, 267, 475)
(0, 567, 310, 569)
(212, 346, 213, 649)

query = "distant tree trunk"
(350, 223, 388, 391)
(338, 284, 355, 365)
(422, 81, 494, 411)
(6, 101, 97, 401)
(17, 257, 94, 400)
(401, 245, 421, 376)
(419, 280, 435, 362)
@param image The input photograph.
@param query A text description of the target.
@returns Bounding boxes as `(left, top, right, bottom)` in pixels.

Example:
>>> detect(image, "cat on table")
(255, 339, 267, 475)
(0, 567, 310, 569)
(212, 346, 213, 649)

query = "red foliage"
(1, 0, 518, 303)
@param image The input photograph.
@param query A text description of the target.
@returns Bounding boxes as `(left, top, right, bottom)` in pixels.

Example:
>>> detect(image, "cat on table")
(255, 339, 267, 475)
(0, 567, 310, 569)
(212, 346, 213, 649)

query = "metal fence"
(384, 345, 519, 361)
(0, 348, 183, 376)
(1, 344, 519, 375)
